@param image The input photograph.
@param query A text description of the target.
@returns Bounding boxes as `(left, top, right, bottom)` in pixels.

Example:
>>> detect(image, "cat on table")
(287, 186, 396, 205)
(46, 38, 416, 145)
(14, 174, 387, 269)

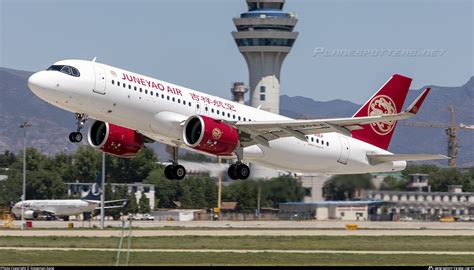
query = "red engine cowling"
(87, 120, 143, 158)
(183, 115, 239, 156)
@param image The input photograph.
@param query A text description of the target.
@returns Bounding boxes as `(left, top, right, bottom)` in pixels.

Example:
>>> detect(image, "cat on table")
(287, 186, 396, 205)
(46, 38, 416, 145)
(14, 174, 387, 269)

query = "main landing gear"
(69, 113, 88, 143)
(164, 146, 186, 180)
(227, 149, 250, 180)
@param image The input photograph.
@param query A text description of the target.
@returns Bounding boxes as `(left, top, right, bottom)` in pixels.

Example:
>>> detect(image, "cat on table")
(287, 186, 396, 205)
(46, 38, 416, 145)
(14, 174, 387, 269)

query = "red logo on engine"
(367, 95, 397, 135)
(212, 128, 223, 140)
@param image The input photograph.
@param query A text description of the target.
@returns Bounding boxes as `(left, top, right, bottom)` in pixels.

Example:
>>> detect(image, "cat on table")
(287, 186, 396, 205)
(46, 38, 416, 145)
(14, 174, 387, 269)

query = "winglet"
(405, 88, 430, 114)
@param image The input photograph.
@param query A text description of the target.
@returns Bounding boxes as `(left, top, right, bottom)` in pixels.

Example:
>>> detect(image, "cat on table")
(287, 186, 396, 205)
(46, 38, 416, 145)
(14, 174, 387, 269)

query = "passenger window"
(217, 110, 220, 114)
(117, 82, 120, 86)
(222, 111, 225, 116)
(188, 102, 191, 106)
(197, 104, 200, 109)
(321, 140, 324, 145)
(233, 115, 235, 119)
(316, 139, 319, 143)
(123, 83, 126, 88)
(172, 97, 175, 102)
(161, 94, 164, 99)
(243, 118, 246, 121)
(212, 108, 215, 113)
(145, 89, 148, 94)
(238, 116, 241, 121)
(327, 142, 329, 146)
(167, 96, 170, 100)
(129, 85, 131, 89)
(156, 93, 159, 97)
(178, 99, 181, 104)
(112, 80, 115, 85)
(139, 88, 142, 93)
(311, 137, 314, 142)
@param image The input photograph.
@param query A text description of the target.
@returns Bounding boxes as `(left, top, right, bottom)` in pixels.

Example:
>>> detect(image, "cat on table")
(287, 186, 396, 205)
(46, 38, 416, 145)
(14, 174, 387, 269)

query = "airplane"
(11, 172, 126, 221)
(27, 59, 448, 181)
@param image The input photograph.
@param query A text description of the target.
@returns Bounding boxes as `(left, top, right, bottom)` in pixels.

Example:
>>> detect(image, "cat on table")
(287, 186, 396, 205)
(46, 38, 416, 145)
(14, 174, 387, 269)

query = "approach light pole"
(100, 151, 106, 229)
(19, 121, 31, 230)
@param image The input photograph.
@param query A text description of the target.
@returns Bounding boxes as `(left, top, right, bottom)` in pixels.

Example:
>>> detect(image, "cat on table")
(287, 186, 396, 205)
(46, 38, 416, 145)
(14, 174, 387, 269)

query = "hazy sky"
(1, 0, 472, 104)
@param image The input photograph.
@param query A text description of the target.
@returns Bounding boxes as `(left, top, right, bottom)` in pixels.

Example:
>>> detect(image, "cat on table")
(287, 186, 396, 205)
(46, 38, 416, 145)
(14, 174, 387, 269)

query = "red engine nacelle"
(87, 120, 143, 158)
(183, 115, 239, 156)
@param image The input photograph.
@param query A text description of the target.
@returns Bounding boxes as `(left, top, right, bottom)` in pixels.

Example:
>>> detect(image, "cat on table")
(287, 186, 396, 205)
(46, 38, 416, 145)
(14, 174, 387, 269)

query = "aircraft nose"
(28, 71, 51, 96)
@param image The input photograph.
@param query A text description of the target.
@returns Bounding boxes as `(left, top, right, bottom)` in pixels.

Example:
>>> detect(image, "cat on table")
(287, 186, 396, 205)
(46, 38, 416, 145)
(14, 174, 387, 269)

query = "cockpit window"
(46, 65, 80, 77)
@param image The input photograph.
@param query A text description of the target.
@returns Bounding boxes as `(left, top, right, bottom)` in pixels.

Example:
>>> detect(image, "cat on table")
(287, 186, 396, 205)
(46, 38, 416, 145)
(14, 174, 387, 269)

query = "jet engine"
(88, 120, 143, 158)
(23, 210, 38, 220)
(183, 115, 239, 156)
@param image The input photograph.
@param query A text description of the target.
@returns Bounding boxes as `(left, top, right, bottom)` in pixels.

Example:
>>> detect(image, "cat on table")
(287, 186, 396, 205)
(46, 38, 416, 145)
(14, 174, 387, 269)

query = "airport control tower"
(232, 0, 298, 114)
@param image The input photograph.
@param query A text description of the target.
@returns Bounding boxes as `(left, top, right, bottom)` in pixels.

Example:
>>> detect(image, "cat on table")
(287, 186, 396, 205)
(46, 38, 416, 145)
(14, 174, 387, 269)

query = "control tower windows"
(235, 38, 295, 47)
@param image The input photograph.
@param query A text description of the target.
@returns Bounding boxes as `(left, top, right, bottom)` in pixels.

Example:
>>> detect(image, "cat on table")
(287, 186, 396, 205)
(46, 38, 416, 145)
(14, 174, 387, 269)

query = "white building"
(279, 201, 382, 221)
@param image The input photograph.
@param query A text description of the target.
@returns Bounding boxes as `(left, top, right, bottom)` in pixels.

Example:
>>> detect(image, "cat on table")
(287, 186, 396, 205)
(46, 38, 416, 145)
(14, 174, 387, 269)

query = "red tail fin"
(351, 74, 412, 150)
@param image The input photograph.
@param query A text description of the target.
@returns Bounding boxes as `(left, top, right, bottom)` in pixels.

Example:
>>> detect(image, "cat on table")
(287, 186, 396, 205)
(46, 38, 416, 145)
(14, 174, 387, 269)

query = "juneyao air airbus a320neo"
(27, 59, 448, 180)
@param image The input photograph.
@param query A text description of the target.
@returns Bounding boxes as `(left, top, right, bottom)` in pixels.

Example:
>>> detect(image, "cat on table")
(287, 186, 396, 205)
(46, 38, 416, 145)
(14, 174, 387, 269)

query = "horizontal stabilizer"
(367, 153, 450, 165)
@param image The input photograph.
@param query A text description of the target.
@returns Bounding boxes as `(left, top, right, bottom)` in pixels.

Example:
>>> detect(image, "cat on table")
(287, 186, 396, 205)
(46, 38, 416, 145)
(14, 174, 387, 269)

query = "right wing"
(234, 88, 431, 147)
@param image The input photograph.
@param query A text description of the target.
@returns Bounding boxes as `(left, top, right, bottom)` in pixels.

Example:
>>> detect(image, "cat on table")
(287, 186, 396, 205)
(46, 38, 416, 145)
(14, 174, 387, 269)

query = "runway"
(0, 247, 472, 255)
(2, 229, 474, 237)
(5, 220, 474, 230)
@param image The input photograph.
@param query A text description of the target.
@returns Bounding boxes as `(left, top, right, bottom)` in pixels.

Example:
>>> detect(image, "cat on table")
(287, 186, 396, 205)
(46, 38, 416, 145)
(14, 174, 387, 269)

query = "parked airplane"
(11, 172, 125, 220)
(27, 59, 448, 180)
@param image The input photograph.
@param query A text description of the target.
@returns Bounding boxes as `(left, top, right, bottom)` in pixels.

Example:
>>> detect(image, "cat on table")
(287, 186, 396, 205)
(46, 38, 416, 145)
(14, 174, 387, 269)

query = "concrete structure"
(153, 209, 203, 221)
(230, 82, 248, 104)
(297, 173, 332, 202)
(366, 187, 474, 220)
(232, 0, 298, 114)
(66, 182, 155, 211)
(279, 201, 384, 221)
(232, 0, 298, 179)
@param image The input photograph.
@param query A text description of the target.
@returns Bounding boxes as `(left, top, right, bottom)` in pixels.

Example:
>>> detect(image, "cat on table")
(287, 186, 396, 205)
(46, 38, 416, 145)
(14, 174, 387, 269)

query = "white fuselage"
(27, 60, 406, 174)
(12, 200, 97, 218)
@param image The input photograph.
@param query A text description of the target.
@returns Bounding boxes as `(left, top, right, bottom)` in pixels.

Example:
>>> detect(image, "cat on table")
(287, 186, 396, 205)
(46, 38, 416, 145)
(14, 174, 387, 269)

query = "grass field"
(0, 236, 472, 266)
(0, 250, 473, 266)
(1, 235, 473, 251)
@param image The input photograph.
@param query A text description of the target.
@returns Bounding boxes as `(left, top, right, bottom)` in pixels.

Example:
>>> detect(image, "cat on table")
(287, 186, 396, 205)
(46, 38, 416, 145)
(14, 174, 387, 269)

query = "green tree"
(26, 170, 66, 200)
(107, 147, 157, 183)
(138, 193, 151, 214)
(124, 191, 139, 214)
(70, 146, 101, 183)
(323, 174, 374, 200)
(145, 168, 178, 208)
(380, 176, 408, 191)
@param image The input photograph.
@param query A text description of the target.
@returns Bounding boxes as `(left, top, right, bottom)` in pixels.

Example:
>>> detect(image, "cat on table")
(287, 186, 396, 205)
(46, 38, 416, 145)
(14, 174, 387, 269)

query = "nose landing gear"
(69, 113, 88, 143)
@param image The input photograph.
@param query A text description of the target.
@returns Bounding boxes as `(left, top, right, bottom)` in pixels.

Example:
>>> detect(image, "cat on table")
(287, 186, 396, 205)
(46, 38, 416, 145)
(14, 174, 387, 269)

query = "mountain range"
(1, 67, 473, 167)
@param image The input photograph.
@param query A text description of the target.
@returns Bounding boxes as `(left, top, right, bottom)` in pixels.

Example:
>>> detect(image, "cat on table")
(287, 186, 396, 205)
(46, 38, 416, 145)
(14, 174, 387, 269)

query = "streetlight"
(100, 151, 105, 229)
(19, 121, 31, 229)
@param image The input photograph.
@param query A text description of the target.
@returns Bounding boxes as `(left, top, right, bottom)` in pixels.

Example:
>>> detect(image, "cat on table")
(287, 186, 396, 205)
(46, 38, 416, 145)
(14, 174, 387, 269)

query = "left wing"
(235, 88, 430, 147)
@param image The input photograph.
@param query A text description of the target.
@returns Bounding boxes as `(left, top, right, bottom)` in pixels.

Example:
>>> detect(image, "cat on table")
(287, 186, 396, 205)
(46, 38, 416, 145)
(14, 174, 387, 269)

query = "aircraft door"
(337, 136, 350, 165)
(93, 64, 106, 95)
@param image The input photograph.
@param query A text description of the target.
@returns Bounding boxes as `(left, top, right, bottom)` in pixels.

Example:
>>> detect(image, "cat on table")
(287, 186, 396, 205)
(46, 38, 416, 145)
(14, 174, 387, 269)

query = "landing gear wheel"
(173, 165, 186, 180)
(236, 163, 250, 180)
(227, 164, 239, 180)
(69, 132, 83, 143)
(69, 113, 88, 143)
(164, 165, 175, 180)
